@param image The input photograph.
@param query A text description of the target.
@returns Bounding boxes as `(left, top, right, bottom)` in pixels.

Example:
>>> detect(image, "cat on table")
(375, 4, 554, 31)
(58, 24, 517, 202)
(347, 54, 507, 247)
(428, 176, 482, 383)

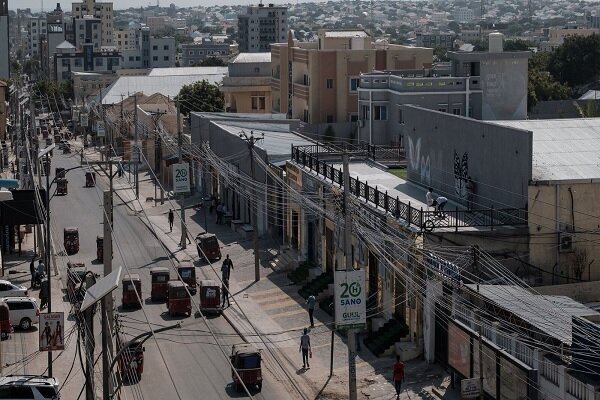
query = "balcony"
(222, 76, 272, 91)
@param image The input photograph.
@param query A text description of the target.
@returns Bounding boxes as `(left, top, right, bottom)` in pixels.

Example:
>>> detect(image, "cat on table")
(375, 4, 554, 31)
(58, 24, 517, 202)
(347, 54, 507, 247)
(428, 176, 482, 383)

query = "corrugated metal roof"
(102, 72, 226, 104)
(325, 30, 368, 38)
(230, 53, 271, 64)
(492, 118, 600, 182)
(465, 284, 600, 344)
(147, 67, 228, 77)
(579, 90, 600, 100)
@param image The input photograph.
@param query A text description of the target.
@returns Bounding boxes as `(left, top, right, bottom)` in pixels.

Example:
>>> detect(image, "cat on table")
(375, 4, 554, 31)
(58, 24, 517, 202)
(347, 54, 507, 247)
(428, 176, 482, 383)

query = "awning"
(0, 179, 19, 189)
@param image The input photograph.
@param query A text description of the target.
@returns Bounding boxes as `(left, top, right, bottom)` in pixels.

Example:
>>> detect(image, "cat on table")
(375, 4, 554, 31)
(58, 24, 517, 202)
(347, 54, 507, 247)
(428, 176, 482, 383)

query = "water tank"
(351, 35, 364, 50)
(488, 32, 504, 53)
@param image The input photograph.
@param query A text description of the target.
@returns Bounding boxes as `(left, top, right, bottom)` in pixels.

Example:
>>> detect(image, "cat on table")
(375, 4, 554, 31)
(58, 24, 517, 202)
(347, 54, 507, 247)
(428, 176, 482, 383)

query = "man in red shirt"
(393, 355, 405, 399)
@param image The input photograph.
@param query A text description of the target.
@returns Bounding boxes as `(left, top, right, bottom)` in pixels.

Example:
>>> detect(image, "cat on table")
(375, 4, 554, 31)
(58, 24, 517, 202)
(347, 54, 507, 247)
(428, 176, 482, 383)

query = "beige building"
(540, 27, 600, 51)
(72, 0, 114, 46)
(271, 30, 432, 124)
(221, 53, 272, 113)
(146, 16, 167, 33)
(113, 29, 138, 50)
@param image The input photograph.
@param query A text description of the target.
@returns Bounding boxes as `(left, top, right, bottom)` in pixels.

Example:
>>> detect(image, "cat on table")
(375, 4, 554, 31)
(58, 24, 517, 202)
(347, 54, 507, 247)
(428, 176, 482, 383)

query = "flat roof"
(147, 67, 227, 77)
(465, 284, 600, 344)
(230, 52, 271, 64)
(492, 118, 600, 182)
(325, 30, 368, 38)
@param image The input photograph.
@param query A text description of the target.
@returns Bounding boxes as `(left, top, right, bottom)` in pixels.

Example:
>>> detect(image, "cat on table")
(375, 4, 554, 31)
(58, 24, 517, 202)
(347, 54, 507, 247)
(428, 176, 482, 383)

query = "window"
(326, 79, 334, 89)
(188, 50, 194, 55)
(153, 56, 158, 61)
(349, 78, 359, 92)
(128, 56, 134, 61)
(374, 105, 387, 120)
(7, 301, 34, 310)
(152, 45, 158, 50)
(135, 56, 140, 61)
(437, 104, 448, 113)
(74, 58, 82, 67)
(62, 59, 70, 67)
(452, 107, 461, 116)
(95, 58, 103, 67)
(163, 45, 169, 50)
(398, 109, 404, 124)
(326, 115, 334, 123)
(189, 60, 194, 65)
(251, 96, 266, 110)
(361, 105, 370, 120)
(350, 114, 359, 122)
(254, 67, 260, 74)
(164, 56, 169, 61)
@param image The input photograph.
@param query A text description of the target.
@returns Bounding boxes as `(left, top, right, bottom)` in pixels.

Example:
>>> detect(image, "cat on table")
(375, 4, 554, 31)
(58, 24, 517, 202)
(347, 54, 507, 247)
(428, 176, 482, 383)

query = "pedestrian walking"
(37, 260, 46, 278)
(221, 255, 233, 281)
(216, 203, 224, 224)
(168, 209, 174, 232)
(222, 279, 230, 307)
(305, 294, 316, 327)
(29, 256, 36, 288)
(299, 328, 311, 369)
(466, 176, 475, 210)
(393, 355, 405, 399)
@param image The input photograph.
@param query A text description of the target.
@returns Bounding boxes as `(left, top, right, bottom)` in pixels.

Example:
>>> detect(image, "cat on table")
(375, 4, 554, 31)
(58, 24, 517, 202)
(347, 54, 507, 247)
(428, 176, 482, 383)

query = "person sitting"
(435, 196, 448, 217)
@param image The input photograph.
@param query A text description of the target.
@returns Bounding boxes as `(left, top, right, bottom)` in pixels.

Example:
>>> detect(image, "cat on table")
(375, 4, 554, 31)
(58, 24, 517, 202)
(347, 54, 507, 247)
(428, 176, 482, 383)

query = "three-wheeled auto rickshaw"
(177, 263, 197, 295)
(0, 301, 13, 340)
(55, 167, 66, 179)
(150, 267, 170, 301)
(231, 344, 262, 392)
(195, 233, 221, 262)
(85, 171, 95, 187)
(96, 236, 103, 261)
(166, 281, 191, 317)
(56, 178, 68, 195)
(198, 279, 222, 315)
(117, 336, 144, 383)
(64, 227, 79, 255)
(122, 274, 142, 309)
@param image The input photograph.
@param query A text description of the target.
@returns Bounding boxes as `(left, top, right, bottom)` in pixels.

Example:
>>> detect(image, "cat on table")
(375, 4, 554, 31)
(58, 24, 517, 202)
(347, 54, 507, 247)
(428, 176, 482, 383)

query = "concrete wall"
(480, 56, 528, 120)
(401, 105, 532, 209)
(532, 281, 600, 303)
(0, 16, 9, 80)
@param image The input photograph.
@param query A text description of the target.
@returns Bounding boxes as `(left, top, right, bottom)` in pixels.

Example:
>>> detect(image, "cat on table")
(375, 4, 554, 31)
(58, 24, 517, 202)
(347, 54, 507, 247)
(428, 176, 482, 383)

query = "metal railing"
(292, 145, 527, 231)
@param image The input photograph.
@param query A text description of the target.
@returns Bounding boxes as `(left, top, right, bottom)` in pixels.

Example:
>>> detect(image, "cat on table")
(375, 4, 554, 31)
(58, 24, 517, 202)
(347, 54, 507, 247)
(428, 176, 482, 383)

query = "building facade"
(74, 16, 102, 50)
(221, 52, 272, 113)
(113, 28, 138, 50)
(181, 40, 233, 66)
(0, 0, 8, 79)
(416, 31, 456, 50)
(71, 0, 113, 46)
(54, 42, 120, 81)
(120, 30, 175, 69)
(27, 16, 47, 58)
(237, 4, 288, 53)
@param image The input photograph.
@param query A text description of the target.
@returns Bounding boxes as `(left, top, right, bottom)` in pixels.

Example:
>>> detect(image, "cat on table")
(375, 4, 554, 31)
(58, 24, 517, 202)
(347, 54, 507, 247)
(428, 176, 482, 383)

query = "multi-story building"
(146, 16, 166, 32)
(120, 28, 175, 69)
(453, 7, 474, 23)
(271, 30, 432, 126)
(44, 4, 66, 80)
(27, 16, 47, 58)
(53, 41, 120, 81)
(0, 0, 8, 80)
(540, 27, 600, 52)
(238, 4, 288, 53)
(181, 39, 233, 66)
(416, 31, 456, 50)
(113, 28, 138, 50)
(221, 52, 272, 113)
(74, 16, 102, 50)
(71, 0, 113, 46)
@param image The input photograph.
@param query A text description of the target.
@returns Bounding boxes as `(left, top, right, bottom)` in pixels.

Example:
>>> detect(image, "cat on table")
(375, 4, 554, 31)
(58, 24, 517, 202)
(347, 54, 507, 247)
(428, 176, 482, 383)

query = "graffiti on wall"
(407, 136, 431, 185)
(454, 150, 469, 199)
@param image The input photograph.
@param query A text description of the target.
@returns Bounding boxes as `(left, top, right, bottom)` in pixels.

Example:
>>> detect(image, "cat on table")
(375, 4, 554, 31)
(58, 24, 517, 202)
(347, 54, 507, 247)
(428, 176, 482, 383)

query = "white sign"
(96, 121, 105, 137)
(334, 270, 366, 330)
(39, 312, 65, 352)
(80, 113, 88, 127)
(461, 378, 481, 399)
(173, 163, 190, 194)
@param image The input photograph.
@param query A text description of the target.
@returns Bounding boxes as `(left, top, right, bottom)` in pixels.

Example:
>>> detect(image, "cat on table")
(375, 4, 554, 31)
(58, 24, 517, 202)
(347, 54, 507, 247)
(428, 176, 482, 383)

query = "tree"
(433, 46, 449, 62)
(504, 39, 532, 51)
(200, 57, 226, 67)
(548, 34, 600, 87)
(528, 68, 571, 110)
(448, 21, 461, 33)
(176, 80, 224, 115)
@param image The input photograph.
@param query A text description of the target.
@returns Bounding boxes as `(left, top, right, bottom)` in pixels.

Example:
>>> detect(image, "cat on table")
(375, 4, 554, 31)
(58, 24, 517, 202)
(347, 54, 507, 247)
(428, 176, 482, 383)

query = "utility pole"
(240, 132, 262, 282)
(102, 190, 114, 400)
(150, 112, 166, 206)
(134, 94, 139, 199)
(473, 244, 483, 400)
(342, 153, 357, 400)
(176, 99, 187, 249)
(84, 273, 96, 400)
(45, 152, 52, 378)
(31, 95, 43, 258)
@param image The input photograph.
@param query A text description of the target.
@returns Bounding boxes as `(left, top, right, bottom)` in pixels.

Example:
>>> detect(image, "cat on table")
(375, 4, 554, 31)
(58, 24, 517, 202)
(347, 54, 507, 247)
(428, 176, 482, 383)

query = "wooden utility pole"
(102, 190, 114, 400)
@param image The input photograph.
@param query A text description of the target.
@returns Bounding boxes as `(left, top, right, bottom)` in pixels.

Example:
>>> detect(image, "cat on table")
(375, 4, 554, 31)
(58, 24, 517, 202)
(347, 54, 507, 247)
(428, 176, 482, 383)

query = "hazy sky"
(11, 0, 296, 11)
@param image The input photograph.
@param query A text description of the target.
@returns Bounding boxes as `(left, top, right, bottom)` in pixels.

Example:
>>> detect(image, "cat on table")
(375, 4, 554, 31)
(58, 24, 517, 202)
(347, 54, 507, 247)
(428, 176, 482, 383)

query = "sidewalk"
(87, 146, 459, 400)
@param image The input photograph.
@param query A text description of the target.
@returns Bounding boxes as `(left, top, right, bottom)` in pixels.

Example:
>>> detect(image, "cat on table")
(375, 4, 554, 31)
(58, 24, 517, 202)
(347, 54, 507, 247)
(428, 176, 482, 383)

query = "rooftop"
(324, 30, 368, 38)
(230, 52, 271, 64)
(147, 66, 228, 77)
(492, 118, 600, 183)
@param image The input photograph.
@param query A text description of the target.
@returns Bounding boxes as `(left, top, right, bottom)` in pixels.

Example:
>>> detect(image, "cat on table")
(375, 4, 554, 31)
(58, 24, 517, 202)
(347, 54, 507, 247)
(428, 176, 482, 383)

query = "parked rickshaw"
(231, 344, 262, 392)
(198, 280, 222, 315)
(55, 167, 65, 178)
(195, 233, 221, 262)
(177, 263, 197, 295)
(85, 171, 95, 187)
(96, 236, 103, 261)
(64, 227, 79, 255)
(117, 336, 144, 383)
(122, 274, 142, 309)
(56, 178, 68, 195)
(0, 301, 12, 340)
(166, 281, 191, 317)
(150, 267, 170, 301)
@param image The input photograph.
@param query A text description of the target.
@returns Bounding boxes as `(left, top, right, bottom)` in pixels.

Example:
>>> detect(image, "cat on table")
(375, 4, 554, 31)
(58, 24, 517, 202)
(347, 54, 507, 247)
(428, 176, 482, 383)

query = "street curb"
(221, 308, 250, 344)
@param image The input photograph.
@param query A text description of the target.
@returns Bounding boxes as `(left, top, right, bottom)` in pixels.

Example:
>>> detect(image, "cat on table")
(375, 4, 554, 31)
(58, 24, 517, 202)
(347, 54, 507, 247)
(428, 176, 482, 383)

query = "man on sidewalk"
(222, 279, 230, 308)
(305, 294, 316, 327)
(216, 203, 224, 224)
(393, 355, 405, 399)
(168, 209, 174, 232)
(299, 328, 311, 369)
(29, 256, 36, 288)
(221, 255, 233, 281)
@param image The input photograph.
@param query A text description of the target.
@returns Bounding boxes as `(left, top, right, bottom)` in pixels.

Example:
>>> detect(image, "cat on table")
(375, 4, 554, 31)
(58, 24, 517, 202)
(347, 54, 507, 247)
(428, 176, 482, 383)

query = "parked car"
(0, 281, 28, 298)
(0, 375, 60, 399)
(0, 297, 40, 330)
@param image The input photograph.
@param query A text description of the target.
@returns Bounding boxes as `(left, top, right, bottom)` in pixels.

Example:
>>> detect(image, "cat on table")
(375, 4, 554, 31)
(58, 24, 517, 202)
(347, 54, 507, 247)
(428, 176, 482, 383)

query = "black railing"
(292, 145, 527, 231)
(298, 142, 405, 163)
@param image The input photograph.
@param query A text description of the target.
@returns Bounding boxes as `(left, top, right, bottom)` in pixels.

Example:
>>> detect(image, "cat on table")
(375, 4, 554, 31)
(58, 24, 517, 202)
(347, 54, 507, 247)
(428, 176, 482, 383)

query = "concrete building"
(453, 7, 475, 23)
(74, 16, 102, 50)
(0, 81, 6, 139)
(71, 0, 113, 46)
(271, 30, 433, 127)
(54, 41, 120, 81)
(113, 28, 138, 50)
(27, 16, 47, 57)
(416, 31, 456, 50)
(540, 27, 600, 52)
(181, 40, 233, 66)
(120, 29, 175, 69)
(221, 52, 272, 113)
(238, 4, 288, 53)
(146, 16, 167, 32)
(0, 0, 8, 80)
(44, 7, 66, 80)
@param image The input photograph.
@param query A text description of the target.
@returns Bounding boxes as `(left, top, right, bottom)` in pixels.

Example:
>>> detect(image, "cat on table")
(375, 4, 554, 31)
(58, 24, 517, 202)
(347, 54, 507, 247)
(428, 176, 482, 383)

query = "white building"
(27, 16, 47, 57)
(113, 28, 139, 50)
(453, 7, 475, 23)
(72, 0, 114, 46)
(120, 28, 175, 69)
(74, 16, 102, 50)
(237, 4, 288, 53)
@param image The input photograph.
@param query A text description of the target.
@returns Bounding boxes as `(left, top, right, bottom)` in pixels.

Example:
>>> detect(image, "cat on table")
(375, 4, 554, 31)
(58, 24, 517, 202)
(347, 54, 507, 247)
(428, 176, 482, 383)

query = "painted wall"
(401, 105, 532, 209)
(480, 57, 528, 120)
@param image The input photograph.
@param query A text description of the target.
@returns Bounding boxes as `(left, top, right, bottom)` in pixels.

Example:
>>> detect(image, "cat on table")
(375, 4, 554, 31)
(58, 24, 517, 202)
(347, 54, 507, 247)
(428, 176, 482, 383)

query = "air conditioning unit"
(358, 120, 364, 128)
(559, 232, 574, 253)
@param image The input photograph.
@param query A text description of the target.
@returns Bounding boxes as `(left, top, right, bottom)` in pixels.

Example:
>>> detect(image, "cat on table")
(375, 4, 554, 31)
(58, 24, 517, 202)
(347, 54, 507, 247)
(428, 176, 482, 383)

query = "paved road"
(50, 150, 291, 399)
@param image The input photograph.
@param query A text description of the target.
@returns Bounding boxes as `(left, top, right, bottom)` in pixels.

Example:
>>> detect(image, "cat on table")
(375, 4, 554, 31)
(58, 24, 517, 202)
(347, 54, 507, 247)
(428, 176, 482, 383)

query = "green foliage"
(527, 68, 571, 110)
(433, 46, 449, 62)
(548, 34, 600, 86)
(200, 57, 226, 67)
(176, 79, 224, 115)
(471, 39, 488, 52)
(287, 262, 311, 285)
(448, 21, 461, 33)
(504, 39, 532, 51)
(33, 80, 73, 103)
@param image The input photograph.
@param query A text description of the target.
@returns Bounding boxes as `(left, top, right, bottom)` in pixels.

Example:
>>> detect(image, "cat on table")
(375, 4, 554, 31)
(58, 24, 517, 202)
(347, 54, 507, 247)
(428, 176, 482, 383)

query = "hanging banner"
(173, 163, 190, 194)
(96, 121, 105, 137)
(334, 269, 366, 330)
(39, 312, 65, 352)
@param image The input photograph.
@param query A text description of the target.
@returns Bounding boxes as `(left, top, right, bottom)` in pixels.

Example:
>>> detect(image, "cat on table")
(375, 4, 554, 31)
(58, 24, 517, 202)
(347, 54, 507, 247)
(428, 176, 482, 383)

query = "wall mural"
(407, 136, 431, 185)
(454, 150, 469, 199)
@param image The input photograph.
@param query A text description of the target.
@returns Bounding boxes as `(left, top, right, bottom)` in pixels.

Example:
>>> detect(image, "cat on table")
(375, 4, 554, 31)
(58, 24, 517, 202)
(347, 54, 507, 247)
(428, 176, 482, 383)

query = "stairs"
(298, 270, 333, 299)
(363, 318, 409, 357)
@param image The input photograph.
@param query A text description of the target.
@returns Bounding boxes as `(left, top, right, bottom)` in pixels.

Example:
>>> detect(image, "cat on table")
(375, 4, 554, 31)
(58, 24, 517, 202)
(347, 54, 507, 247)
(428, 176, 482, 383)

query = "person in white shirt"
(426, 188, 437, 210)
(436, 196, 448, 215)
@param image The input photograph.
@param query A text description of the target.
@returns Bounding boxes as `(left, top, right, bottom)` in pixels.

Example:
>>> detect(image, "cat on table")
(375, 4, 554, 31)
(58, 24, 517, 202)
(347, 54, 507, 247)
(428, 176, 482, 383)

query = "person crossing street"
(221, 254, 233, 281)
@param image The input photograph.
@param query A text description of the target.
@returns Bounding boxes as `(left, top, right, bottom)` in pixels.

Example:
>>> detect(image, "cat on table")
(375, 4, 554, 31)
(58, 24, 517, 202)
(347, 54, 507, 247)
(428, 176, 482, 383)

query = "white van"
(0, 297, 39, 330)
(0, 375, 60, 399)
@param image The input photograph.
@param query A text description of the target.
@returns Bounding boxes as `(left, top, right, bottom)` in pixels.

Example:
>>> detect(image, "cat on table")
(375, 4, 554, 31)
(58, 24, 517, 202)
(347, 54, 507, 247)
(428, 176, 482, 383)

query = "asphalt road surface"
(49, 150, 291, 399)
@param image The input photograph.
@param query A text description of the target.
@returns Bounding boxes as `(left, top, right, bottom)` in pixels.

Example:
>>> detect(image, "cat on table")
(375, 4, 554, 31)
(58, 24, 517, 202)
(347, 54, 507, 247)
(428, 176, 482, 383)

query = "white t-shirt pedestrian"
(426, 190, 434, 207)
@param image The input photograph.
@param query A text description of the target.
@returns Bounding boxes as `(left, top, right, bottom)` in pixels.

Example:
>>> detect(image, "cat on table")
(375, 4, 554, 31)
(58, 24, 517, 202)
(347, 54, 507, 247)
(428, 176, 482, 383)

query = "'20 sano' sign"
(173, 163, 190, 194)
(334, 270, 366, 330)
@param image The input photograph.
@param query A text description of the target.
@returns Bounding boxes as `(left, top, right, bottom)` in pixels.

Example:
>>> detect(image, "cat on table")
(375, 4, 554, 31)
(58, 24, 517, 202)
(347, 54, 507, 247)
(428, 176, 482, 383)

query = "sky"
(10, 0, 297, 11)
